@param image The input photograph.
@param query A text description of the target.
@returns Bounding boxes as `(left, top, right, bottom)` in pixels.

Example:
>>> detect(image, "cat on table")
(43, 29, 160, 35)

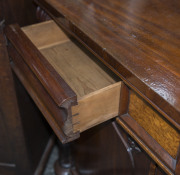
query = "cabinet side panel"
(0, 26, 31, 174)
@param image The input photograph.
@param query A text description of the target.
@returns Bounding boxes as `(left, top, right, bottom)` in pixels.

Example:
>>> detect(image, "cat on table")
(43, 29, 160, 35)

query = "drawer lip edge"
(9, 48, 80, 143)
(4, 23, 77, 107)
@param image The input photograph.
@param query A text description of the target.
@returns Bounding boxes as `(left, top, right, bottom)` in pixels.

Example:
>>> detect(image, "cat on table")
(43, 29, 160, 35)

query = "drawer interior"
(22, 21, 119, 97)
(21, 20, 121, 135)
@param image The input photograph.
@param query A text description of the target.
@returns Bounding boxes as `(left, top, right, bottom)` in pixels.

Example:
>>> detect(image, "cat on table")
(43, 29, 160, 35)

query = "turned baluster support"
(55, 141, 79, 175)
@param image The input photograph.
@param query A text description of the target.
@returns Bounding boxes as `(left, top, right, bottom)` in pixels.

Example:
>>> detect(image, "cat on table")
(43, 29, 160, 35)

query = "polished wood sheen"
(32, 2, 180, 173)
(35, 0, 180, 129)
(5, 22, 78, 143)
(5, 23, 77, 108)
(117, 87, 179, 174)
(4, 1, 180, 174)
(117, 116, 176, 175)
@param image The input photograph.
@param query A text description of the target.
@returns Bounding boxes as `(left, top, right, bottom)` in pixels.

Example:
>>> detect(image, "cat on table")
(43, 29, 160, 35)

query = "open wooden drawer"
(5, 20, 122, 143)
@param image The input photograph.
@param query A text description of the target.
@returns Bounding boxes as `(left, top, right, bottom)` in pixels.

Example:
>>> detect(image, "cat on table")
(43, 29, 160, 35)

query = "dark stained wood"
(148, 163, 157, 175)
(176, 157, 180, 175)
(5, 21, 124, 142)
(117, 116, 176, 175)
(34, 136, 55, 175)
(55, 161, 79, 175)
(33, 2, 180, 174)
(3, 1, 179, 175)
(0, 0, 37, 26)
(118, 86, 179, 174)
(36, 6, 51, 21)
(4, 24, 77, 108)
(0, 1, 53, 174)
(35, 0, 180, 130)
(13, 72, 52, 174)
(72, 121, 152, 175)
(0, 24, 51, 175)
(54, 141, 80, 175)
(0, 24, 25, 175)
(149, 164, 166, 175)
(0, 2, 57, 172)
(119, 82, 129, 116)
(7, 41, 79, 143)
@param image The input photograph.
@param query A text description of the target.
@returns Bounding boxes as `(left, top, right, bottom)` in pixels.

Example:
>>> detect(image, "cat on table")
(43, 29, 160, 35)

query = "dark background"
(0, 0, 37, 26)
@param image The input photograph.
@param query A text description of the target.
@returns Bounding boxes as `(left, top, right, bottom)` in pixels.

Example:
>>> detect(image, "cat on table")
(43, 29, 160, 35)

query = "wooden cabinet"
(2, 0, 180, 174)
(30, 0, 180, 174)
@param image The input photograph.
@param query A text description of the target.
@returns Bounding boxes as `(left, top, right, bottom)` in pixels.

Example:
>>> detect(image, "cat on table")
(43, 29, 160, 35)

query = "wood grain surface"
(117, 116, 176, 175)
(25, 21, 121, 134)
(22, 20, 69, 49)
(35, 0, 180, 129)
(6, 21, 122, 142)
(5, 23, 77, 107)
(40, 40, 117, 99)
(8, 42, 80, 143)
(72, 82, 121, 132)
(129, 91, 180, 159)
(22, 20, 119, 99)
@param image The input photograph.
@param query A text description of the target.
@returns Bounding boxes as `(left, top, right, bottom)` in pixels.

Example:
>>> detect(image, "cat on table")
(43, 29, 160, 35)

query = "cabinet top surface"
(37, 0, 180, 123)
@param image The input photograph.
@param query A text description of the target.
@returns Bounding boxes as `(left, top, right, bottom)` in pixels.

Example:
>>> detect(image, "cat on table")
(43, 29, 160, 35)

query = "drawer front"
(8, 43, 78, 143)
(5, 23, 77, 107)
(129, 91, 180, 159)
(117, 84, 180, 175)
(5, 21, 122, 143)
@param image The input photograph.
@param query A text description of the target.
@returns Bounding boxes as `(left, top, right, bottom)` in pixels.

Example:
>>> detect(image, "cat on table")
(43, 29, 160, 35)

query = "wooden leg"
(54, 141, 79, 175)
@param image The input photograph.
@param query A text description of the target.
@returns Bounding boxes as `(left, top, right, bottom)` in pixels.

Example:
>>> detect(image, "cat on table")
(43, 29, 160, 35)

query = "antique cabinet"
(3, 0, 180, 174)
